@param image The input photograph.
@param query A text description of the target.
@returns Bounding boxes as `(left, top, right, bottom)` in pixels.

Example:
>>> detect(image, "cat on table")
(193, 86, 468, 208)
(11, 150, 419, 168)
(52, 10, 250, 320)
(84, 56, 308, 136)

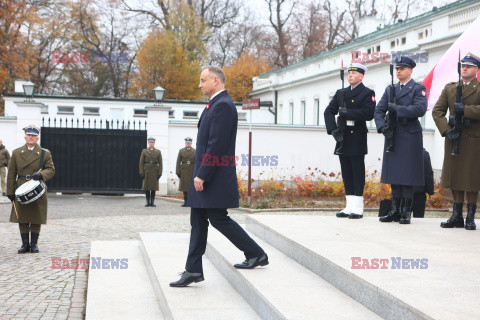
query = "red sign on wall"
(242, 99, 260, 110)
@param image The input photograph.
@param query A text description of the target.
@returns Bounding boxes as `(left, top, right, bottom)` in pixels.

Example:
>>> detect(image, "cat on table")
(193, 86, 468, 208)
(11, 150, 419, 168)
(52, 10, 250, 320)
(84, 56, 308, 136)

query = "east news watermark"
(351, 257, 429, 269)
(201, 154, 278, 167)
(51, 257, 128, 269)
(351, 51, 429, 64)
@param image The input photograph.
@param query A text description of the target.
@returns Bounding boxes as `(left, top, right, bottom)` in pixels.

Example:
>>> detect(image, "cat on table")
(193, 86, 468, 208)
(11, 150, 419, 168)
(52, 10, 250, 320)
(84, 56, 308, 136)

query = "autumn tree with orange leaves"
(223, 53, 271, 102)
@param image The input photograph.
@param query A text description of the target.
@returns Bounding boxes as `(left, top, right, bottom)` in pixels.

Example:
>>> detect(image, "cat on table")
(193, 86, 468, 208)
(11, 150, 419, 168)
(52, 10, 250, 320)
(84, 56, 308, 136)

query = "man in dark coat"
(7, 125, 55, 253)
(139, 137, 162, 207)
(413, 148, 435, 218)
(176, 137, 195, 207)
(432, 52, 480, 230)
(170, 66, 268, 287)
(324, 63, 376, 219)
(375, 57, 428, 224)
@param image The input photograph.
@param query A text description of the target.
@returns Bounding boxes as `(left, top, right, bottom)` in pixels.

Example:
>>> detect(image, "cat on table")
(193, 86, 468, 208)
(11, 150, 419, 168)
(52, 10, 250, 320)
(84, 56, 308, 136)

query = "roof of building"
(258, 0, 478, 78)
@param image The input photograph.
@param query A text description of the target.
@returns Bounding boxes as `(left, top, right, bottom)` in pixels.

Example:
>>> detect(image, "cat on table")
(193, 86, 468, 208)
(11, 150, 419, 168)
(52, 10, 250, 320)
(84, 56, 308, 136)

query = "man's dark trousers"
(185, 207, 265, 273)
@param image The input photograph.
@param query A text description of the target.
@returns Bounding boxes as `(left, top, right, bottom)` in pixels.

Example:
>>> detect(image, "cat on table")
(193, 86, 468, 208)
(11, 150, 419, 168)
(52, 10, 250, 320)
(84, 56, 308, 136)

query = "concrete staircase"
(86, 215, 480, 319)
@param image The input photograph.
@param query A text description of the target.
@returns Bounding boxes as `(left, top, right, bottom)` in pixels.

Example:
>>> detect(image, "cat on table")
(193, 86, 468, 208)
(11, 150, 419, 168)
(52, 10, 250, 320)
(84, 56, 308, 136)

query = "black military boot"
(465, 203, 476, 230)
(145, 191, 150, 207)
(380, 197, 401, 222)
(30, 233, 39, 253)
(182, 193, 187, 207)
(440, 203, 464, 228)
(151, 191, 156, 207)
(18, 233, 30, 254)
(399, 198, 413, 224)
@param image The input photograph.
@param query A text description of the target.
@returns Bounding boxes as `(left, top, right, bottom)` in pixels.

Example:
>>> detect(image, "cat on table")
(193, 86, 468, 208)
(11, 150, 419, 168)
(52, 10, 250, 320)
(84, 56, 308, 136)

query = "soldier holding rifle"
(375, 57, 428, 224)
(325, 63, 375, 219)
(432, 52, 480, 230)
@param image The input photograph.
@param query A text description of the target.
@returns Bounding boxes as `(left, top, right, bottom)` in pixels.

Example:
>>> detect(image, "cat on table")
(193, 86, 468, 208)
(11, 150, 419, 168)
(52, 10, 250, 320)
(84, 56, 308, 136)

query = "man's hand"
(3, 163, 7, 167)
(454, 102, 465, 115)
(194, 177, 204, 191)
(331, 129, 343, 142)
(387, 103, 397, 113)
(140, 174, 144, 179)
(444, 128, 460, 141)
(338, 107, 347, 117)
(32, 173, 43, 181)
(380, 126, 394, 141)
(7, 195, 15, 202)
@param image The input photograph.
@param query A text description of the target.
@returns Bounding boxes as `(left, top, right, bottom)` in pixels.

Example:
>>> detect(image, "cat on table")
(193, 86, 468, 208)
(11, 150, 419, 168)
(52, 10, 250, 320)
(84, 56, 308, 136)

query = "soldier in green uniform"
(7, 125, 55, 253)
(432, 52, 480, 230)
(139, 137, 162, 207)
(176, 137, 195, 207)
(0, 138, 10, 196)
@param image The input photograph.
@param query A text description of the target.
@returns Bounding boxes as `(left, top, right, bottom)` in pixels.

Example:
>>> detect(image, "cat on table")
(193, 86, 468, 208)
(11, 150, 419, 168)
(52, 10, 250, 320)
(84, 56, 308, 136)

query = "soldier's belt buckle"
(25, 175, 31, 180)
(346, 120, 355, 126)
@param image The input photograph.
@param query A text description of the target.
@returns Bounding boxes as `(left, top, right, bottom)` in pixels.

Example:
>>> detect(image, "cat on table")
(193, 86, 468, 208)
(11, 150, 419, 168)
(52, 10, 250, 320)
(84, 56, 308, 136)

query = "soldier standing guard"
(0, 138, 10, 196)
(324, 63, 376, 219)
(139, 137, 163, 207)
(432, 52, 480, 230)
(375, 57, 428, 224)
(176, 137, 195, 207)
(7, 125, 55, 253)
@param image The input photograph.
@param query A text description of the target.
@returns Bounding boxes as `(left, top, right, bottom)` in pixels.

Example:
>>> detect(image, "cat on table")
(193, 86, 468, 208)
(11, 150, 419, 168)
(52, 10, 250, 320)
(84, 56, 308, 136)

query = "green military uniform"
(139, 140, 162, 207)
(432, 52, 480, 230)
(0, 143, 10, 195)
(176, 147, 195, 192)
(8, 144, 55, 224)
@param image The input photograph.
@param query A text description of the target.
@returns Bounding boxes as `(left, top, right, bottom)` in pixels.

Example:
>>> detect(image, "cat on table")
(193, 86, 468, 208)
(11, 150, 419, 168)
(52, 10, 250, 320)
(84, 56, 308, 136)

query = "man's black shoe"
(234, 253, 269, 269)
(335, 211, 349, 218)
(170, 271, 204, 287)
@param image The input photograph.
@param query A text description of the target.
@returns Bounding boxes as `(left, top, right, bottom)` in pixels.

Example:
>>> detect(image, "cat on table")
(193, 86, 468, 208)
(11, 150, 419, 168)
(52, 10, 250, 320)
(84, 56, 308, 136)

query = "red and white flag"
(423, 15, 480, 110)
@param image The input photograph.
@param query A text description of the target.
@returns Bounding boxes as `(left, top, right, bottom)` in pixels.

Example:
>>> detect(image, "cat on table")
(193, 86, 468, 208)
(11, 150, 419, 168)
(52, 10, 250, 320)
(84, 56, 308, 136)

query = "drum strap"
(38, 149, 46, 171)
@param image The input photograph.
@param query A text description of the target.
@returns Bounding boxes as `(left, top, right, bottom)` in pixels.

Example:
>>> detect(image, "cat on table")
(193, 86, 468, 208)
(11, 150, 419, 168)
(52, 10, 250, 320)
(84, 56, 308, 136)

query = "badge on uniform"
(206, 104, 210, 109)
(371, 96, 375, 102)
(421, 90, 426, 97)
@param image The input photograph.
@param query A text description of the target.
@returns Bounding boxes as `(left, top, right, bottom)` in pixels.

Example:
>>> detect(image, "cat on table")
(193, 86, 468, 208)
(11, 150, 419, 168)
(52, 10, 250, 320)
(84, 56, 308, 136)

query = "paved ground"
(0, 193, 450, 319)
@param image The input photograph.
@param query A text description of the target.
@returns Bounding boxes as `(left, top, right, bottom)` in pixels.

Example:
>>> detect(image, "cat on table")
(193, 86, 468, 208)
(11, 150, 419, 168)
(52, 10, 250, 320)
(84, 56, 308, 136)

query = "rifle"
(334, 61, 346, 155)
(452, 51, 463, 156)
(385, 63, 397, 152)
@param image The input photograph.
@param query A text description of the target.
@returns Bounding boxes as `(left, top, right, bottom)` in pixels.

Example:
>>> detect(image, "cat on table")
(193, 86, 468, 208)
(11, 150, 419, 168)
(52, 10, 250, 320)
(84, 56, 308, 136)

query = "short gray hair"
(203, 65, 225, 84)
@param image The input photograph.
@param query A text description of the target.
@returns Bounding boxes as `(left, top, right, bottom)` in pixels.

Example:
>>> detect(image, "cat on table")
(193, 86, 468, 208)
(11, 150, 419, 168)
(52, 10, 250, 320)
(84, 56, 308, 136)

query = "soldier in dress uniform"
(139, 137, 162, 207)
(176, 137, 195, 207)
(0, 138, 10, 196)
(7, 125, 55, 253)
(375, 56, 428, 224)
(432, 52, 480, 230)
(324, 63, 376, 219)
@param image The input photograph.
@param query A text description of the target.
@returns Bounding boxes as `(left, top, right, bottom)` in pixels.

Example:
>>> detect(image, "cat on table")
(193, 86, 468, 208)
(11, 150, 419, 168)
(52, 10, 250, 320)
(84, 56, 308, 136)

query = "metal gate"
(41, 118, 147, 193)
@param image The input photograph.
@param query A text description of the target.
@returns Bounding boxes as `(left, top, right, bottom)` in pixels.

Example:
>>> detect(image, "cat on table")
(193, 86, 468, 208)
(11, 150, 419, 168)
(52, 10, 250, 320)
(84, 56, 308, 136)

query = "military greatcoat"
(139, 148, 162, 191)
(176, 147, 195, 192)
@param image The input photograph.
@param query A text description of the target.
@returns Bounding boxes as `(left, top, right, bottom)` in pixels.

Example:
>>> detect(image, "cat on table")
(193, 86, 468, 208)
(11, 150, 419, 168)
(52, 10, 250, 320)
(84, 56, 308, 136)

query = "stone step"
(205, 227, 383, 320)
(85, 240, 163, 320)
(245, 215, 480, 320)
(139, 232, 261, 320)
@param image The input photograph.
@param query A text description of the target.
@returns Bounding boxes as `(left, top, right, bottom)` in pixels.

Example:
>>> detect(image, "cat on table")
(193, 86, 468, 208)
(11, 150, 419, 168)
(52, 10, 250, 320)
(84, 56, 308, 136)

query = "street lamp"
(153, 86, 165, 105)
(23, 81, 35, 101)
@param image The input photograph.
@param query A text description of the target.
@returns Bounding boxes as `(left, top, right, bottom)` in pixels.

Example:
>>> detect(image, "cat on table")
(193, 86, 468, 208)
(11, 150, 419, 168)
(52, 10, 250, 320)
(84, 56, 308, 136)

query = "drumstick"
(24, 169, 43, 188)
(12, 200, 19, 220)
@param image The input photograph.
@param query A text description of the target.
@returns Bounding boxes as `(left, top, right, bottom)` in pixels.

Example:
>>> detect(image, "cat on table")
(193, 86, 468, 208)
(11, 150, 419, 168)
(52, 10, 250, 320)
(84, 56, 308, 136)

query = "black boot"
(465, 204, 476, 230)
(18, 233, 30, 254)
(30, 233, 39, 253)
(440, 203, 464, 228)
(182, 193, 187, 207)
(150, 191, 156, 207)
(399, 198, 413, 224)
(145, 191, 150, 207)
(380, 197, 401, 222)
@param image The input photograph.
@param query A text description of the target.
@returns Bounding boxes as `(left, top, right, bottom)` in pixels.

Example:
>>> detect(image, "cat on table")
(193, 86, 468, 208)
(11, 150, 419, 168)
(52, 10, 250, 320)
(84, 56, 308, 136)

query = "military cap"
(147, 137, 156, 142)
(461, 52, 480, 68)
(23, 125, 40, 136)
(348, 63, 367, 74)
(185, 137, 192, 142)
(395, 56, 416, 69)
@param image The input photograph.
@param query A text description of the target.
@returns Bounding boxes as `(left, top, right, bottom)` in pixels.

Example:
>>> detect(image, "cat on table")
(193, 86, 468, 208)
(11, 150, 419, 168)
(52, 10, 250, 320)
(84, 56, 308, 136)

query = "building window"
(401, 37, 406, 45)
(376, 45, 380, 52)
(289, 102, 294, 125)
(425, 29, 428, 37)
(169, 110, 175, 118)
(57, 106, 74, 115)
(238, 112, 247, 121)
(301, 101, 306, 125)
(83, 107, 100, 116)
(390, 40, 395, 48)
(418, 32, 423, 39)
(183, 111, 198, 119)
(134, 109, 147, 117)
(314, 98, 320, 125)
(367, 48, 372, 54)
(41, 105, 48, 114)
